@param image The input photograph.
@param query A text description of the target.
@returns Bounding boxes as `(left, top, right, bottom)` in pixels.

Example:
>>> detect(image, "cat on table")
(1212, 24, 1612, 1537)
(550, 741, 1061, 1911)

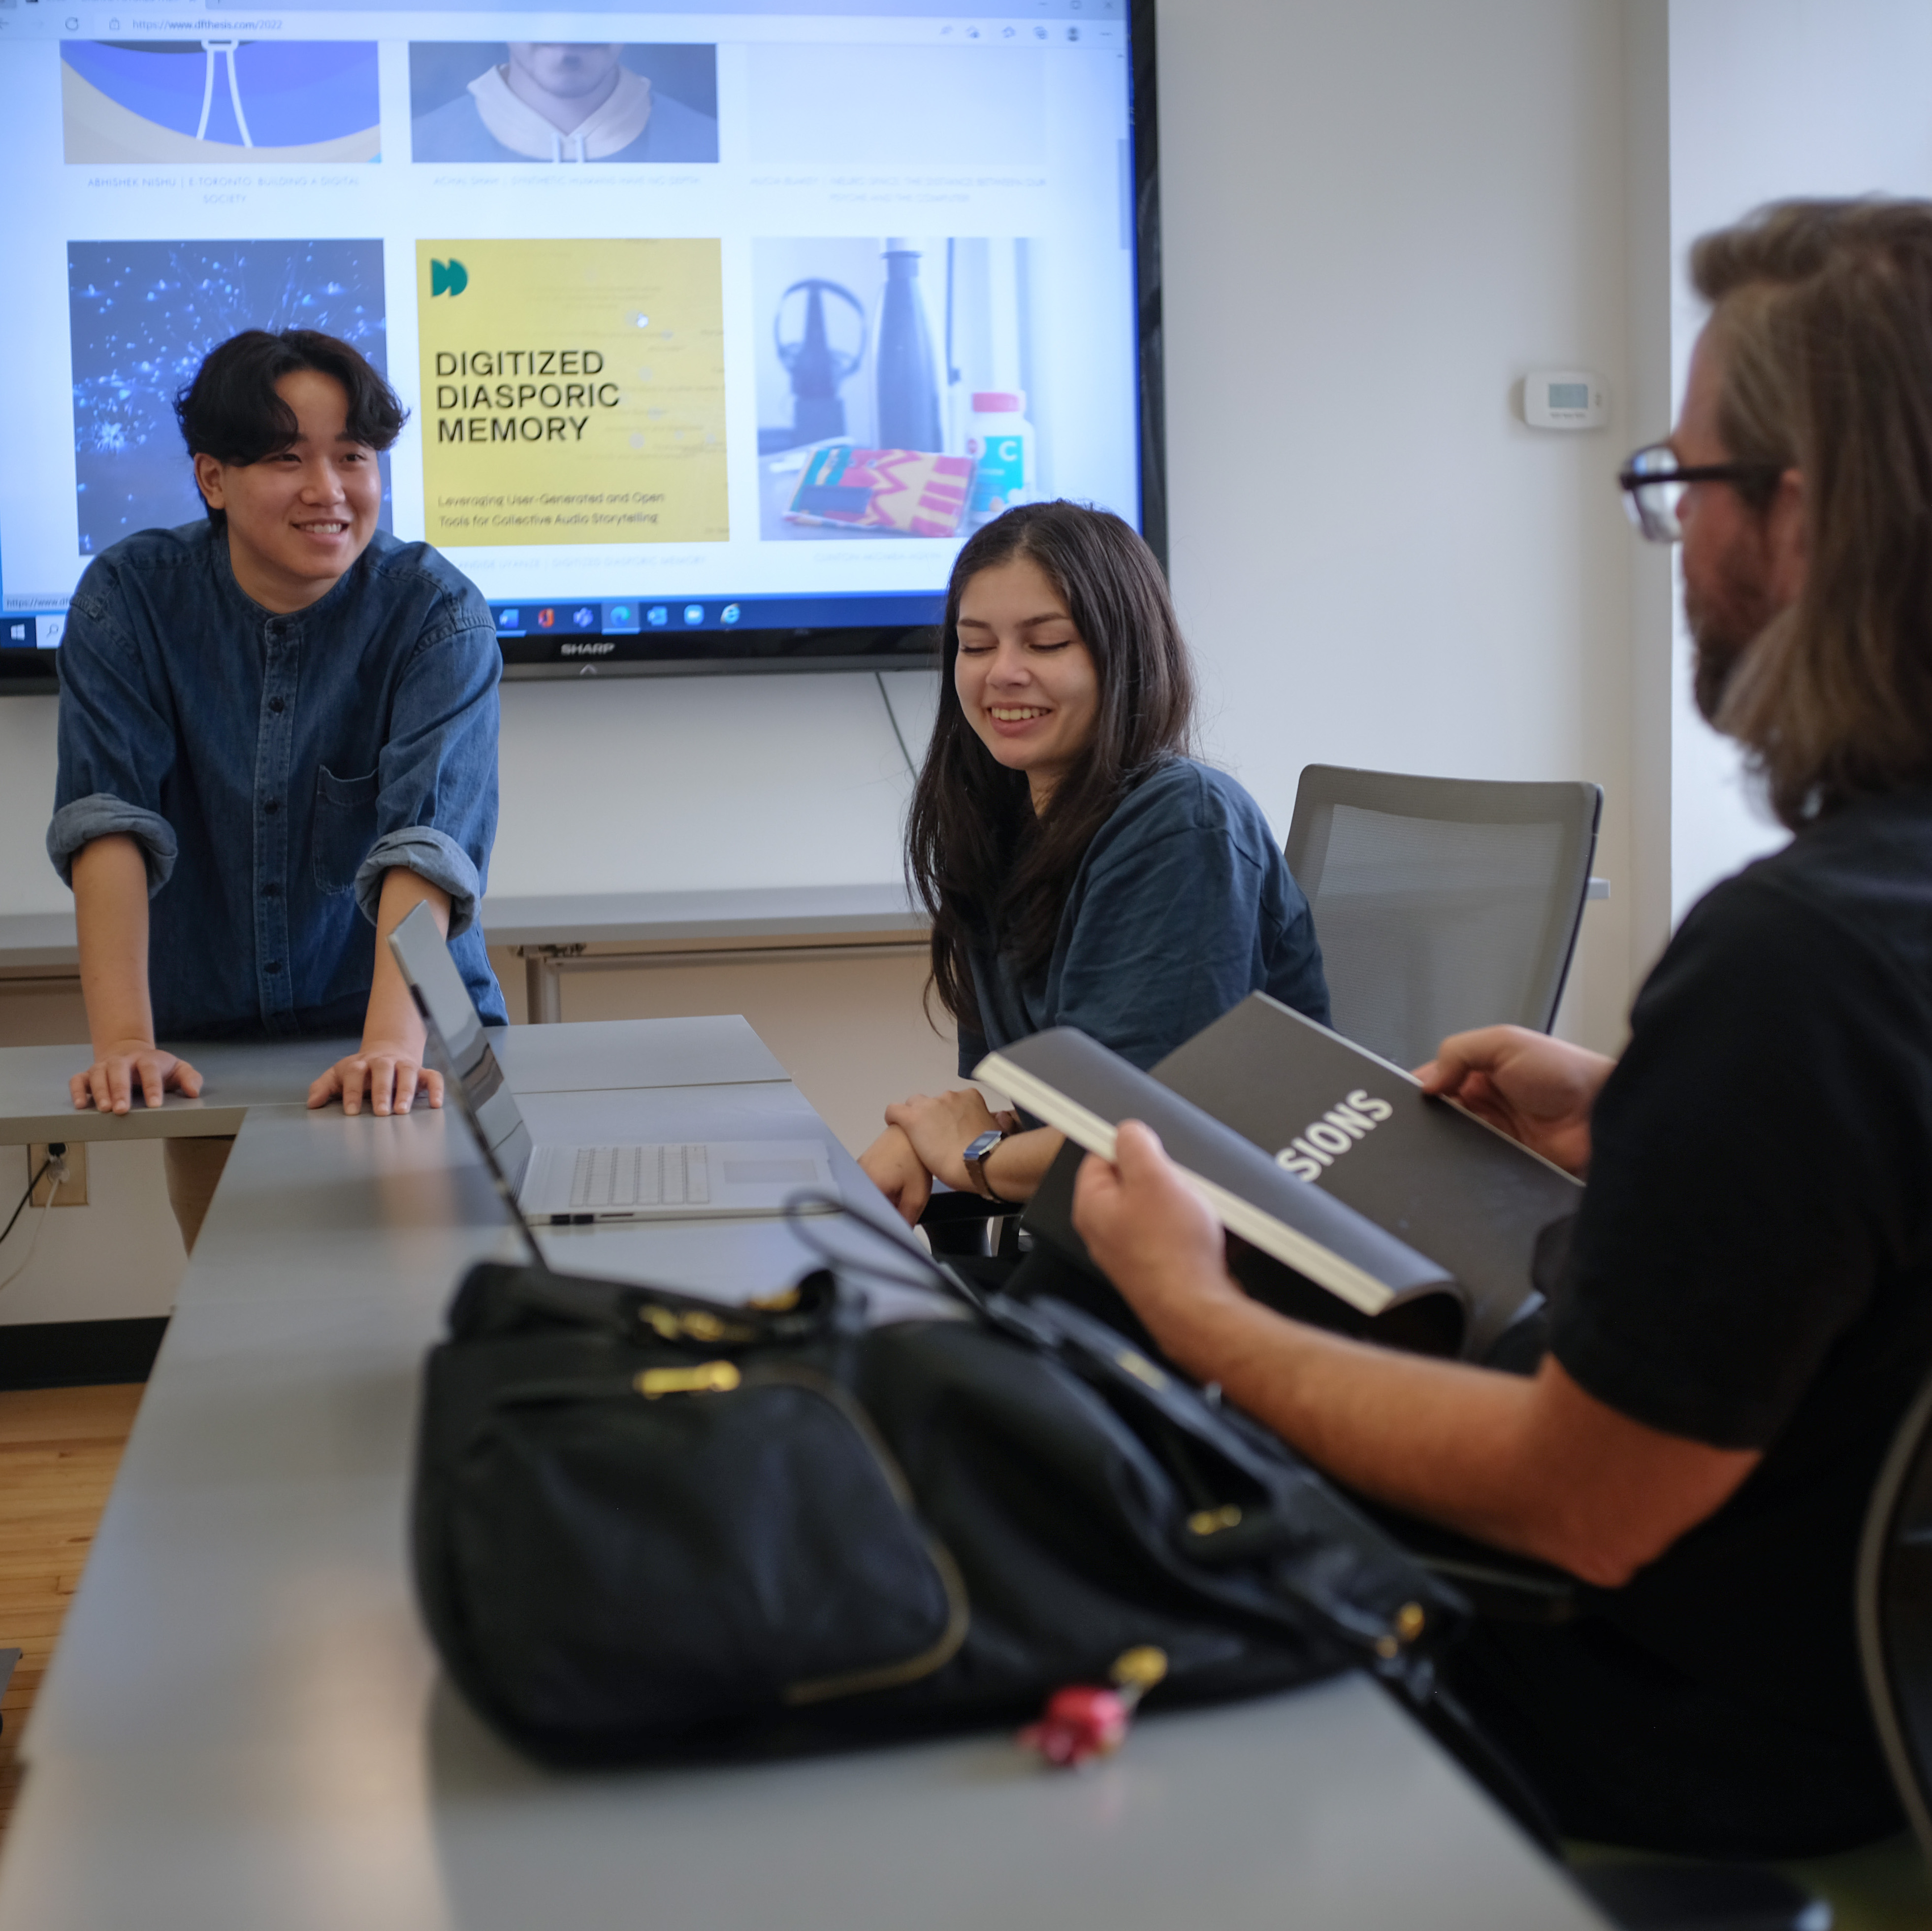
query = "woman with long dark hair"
(859, 500, 1329, 1221)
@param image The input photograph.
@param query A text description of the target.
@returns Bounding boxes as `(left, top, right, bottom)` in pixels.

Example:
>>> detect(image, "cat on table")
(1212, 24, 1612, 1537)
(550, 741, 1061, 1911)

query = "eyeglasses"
(1618, 443, 1785, 544)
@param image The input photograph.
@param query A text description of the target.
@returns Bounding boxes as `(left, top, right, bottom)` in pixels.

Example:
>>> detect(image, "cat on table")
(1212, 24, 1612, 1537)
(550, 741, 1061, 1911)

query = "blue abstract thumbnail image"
(62, 41, 380, 156)
(69, 240, 390, 555)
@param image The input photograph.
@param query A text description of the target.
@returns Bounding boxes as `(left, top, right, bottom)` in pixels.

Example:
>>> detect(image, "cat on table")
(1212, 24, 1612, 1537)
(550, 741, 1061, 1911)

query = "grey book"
(983, 993, 1583, 1360)
(974, 1026, 1466, 1341)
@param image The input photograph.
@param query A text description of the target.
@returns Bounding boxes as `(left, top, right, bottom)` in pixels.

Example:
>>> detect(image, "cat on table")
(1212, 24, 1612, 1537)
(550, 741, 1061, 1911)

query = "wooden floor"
(0, 1383, 141, 1845)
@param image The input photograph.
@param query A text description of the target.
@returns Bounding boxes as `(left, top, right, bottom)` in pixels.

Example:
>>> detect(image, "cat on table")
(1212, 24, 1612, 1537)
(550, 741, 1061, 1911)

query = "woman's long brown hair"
(907, 502, 1196, 1030)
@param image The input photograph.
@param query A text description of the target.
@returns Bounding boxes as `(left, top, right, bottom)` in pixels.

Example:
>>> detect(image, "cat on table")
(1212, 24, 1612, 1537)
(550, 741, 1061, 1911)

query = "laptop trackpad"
(524, 1141, 832, 1218)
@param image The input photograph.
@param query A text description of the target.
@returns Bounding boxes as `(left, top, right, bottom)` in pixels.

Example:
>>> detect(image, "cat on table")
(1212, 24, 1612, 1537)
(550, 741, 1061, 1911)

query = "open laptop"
(388, 902, 837, 1225)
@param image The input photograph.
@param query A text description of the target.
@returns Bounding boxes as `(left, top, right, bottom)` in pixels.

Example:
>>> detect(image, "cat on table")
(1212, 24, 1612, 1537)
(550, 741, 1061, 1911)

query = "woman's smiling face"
(953, 553, 1100, 812)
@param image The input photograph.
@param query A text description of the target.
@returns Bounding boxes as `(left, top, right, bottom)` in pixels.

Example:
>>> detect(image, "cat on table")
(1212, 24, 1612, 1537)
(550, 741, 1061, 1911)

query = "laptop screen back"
(388, 902, 534, 1197)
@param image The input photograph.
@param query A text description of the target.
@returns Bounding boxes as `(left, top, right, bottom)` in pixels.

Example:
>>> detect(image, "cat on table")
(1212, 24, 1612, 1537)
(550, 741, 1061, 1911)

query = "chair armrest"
(1362, 1505, 1580, 1624)
(918, 1188, 1014, 1226)
(919, 1186, 1022, 1260)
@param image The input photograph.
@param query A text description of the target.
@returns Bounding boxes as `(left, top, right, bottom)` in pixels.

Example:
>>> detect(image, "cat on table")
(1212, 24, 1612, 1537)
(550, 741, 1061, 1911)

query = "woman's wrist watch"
(962, 1128, 1018, 1206)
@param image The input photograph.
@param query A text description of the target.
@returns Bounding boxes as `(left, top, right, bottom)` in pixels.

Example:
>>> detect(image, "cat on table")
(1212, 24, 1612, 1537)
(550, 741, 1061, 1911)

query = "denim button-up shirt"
(48, 520, 508, 1040)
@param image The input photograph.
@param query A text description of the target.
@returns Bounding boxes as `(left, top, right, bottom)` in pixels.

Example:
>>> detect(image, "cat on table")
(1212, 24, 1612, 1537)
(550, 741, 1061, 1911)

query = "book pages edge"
(978, 1051, 1394, 1317)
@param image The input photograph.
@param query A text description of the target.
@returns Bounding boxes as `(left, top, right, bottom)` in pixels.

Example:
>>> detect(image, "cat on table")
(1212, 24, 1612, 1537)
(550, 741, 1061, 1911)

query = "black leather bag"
(411, 1216, 1470, 1768)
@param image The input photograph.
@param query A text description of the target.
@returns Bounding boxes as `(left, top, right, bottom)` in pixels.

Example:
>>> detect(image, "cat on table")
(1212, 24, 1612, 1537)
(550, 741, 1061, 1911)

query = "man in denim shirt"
(48, 328, 504, 1245)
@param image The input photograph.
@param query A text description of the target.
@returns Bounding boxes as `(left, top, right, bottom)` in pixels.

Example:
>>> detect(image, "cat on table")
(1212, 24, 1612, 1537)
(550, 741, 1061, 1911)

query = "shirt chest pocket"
(312, 765, 381, 897)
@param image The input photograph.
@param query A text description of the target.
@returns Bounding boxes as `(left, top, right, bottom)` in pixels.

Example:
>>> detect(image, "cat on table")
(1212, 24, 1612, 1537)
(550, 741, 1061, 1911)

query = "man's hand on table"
(308, 1042, 445, 1117)
(71, 1041, 203, 1114)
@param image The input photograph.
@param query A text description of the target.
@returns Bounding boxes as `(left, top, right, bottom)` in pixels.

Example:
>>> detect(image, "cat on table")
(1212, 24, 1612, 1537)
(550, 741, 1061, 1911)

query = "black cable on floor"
(0, 1158, 53, 1249)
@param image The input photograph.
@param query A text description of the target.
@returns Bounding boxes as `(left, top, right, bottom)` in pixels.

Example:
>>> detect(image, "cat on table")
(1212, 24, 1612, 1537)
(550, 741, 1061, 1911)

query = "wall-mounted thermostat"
(1524, 369, 1608, 430)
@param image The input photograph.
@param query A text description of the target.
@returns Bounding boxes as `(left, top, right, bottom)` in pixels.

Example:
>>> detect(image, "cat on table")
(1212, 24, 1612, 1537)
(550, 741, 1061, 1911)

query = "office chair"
(1284, 764, 1603, 1073)
(920, 1183, 1022, 1259)
(1548, 1353, 1932, 1931)
(1435, 1349, 1932, 1931)
(1860, 1361, 1932, 1872)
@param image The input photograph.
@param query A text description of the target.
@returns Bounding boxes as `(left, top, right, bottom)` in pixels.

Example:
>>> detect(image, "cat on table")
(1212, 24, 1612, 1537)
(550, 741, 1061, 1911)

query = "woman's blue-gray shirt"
(957, 757, 1329, 1077)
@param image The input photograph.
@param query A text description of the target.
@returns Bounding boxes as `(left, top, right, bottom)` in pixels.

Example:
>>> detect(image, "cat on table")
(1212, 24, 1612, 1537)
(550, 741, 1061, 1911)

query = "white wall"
(492, 669, 921, 897)
(0, 1139, 186, 1324)
(1664, 0, 1932, 922)
(0, 695, 63, 916)
(0, 670, 924, 914)
(1156, 0, 1642, 1049)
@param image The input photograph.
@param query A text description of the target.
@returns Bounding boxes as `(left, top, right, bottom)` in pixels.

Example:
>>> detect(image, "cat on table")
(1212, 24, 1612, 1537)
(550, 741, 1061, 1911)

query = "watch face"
(965, 1131, 1004, 1162)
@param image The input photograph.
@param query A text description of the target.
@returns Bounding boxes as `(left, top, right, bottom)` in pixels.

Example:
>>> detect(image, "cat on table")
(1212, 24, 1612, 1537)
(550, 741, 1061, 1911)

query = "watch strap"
(962, 1129, 1019, 1207)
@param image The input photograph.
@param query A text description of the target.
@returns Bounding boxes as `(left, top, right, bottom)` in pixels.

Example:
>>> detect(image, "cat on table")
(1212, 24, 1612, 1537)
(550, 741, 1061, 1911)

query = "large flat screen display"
(0, 0, 1154, 688)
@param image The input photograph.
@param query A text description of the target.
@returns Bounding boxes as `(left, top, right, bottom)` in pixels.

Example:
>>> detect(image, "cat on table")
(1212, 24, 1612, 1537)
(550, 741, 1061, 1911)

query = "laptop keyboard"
(569, 1144, 711, 1210)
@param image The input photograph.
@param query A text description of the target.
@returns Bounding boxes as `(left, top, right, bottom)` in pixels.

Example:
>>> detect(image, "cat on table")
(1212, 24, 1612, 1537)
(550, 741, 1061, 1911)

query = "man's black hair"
(174, 329, 407, 524)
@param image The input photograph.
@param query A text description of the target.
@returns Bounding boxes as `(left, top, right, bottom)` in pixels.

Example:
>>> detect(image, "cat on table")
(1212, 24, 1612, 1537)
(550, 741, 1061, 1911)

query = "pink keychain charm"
(1018, 1646, 1168, 1768)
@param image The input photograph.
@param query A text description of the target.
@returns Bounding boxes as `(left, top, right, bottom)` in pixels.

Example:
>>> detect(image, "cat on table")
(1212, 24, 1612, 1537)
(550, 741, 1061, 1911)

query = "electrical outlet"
(29, 1142, 87, 1208)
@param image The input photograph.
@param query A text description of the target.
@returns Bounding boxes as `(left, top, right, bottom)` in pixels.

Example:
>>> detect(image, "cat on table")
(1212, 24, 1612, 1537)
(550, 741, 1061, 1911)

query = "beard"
(1685, 546, 1780, 726)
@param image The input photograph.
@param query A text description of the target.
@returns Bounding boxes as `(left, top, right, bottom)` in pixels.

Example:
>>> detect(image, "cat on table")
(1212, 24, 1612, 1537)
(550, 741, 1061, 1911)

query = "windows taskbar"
(490, 590, 944, 677)
(491, 590, 945, 640)
(0, 592, 945, 688)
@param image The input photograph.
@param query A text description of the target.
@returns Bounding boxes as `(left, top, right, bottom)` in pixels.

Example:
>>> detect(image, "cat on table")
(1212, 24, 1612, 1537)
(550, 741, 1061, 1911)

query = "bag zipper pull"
(633, 1362, 741, 1399)
(1018, 1646, 1169, 1768)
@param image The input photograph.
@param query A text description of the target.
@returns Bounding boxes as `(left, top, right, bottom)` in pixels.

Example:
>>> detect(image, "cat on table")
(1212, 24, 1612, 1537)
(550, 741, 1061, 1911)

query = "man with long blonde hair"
(1070, 199, 1932, 1856)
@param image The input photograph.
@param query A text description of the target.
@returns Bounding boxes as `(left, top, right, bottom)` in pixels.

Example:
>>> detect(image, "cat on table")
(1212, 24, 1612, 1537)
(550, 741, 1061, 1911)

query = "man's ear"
(1767, 466, 1807, 607)
(192, 452, 226, 511)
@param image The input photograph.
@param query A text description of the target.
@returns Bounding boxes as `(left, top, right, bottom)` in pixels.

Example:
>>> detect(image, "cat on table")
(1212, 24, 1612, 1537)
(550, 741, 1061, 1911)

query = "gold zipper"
(742, 1364, 972, 1707)
(621, 1356, 971, 1702)
(633, 1361, 741, 1399)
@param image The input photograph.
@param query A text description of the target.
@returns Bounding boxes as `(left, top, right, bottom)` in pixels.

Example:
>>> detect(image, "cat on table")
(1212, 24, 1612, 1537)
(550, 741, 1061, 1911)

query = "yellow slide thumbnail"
(417, 238, 727, 546)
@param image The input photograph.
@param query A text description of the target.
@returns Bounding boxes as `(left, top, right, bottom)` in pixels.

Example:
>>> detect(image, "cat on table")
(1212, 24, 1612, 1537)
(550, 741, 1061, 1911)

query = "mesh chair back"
(1284, 766, 1602, 1071)
(1859, 1367, 1932, 1868)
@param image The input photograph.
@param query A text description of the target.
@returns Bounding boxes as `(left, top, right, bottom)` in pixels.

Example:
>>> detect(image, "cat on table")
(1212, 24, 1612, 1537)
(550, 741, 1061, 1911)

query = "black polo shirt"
(1448, 786, 1932, 1857)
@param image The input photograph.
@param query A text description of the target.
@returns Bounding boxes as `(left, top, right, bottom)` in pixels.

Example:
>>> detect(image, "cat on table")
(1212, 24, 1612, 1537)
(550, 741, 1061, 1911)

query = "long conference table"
(0, 1018, 1604, 1930)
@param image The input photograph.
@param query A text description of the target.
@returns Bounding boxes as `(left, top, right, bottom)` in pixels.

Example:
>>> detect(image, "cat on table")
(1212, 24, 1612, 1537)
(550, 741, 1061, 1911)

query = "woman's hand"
(1415, 1024, 1614, 1178)
(882, 1087, 1020, 1195)
(1071, 1122, 1246, 1362)
(70, 1040, 203, 1115)
(859, 1124, 935, 1224)
(307, 1043, 444, 1117)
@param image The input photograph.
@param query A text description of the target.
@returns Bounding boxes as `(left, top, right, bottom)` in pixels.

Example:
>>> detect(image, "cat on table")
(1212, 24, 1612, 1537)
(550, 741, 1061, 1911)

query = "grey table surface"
(0, 885, 926, 974)
(0, 1015, 788, 1146)
(0, 1021, 1603, 1931)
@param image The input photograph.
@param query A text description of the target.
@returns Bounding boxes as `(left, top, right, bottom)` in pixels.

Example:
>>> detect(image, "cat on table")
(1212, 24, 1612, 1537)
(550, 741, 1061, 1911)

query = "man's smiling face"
(193, 369, 382, 613)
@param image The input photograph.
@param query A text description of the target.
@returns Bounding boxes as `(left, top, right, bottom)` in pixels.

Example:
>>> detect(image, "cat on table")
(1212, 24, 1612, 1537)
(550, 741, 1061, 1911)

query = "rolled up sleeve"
(354, 826, 483, 935)
(357, 604, 500, 938)
(48, 575, 181, 895)
(47, 793, 178, 893)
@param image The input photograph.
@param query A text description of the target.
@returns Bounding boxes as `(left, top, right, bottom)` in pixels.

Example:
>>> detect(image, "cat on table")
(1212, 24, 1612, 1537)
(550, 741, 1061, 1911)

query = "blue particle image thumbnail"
(69, 239, 389, 555)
